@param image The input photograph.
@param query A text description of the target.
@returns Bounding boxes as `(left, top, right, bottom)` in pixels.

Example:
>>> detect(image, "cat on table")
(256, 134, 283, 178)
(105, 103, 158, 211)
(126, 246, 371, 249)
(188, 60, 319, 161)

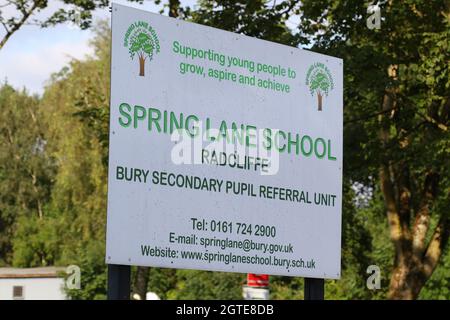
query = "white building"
(0, 267, 67, 300)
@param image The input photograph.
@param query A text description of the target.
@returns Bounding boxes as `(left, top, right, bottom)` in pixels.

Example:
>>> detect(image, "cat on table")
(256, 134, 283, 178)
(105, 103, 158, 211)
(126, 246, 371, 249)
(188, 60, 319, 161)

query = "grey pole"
(107, 264, 131, 300)
(304, 278, 324, 300)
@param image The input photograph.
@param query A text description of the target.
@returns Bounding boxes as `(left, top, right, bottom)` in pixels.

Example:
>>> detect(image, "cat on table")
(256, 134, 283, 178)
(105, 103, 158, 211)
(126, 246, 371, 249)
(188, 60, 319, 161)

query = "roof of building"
(0, 267, 66, 279)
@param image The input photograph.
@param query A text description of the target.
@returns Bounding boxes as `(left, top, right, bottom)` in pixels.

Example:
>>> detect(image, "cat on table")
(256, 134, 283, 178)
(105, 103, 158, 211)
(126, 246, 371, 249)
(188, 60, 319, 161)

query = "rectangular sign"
(106, 3, 343, 279)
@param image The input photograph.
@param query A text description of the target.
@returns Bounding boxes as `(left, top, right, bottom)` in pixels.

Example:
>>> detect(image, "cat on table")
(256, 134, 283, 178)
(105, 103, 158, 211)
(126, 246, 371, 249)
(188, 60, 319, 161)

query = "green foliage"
(269, 276, 304, 299)
(65, 241, 108, 300)
(298, 0, 449, 298)
(356, 188, 394, 299)
(12, 213, 63, 267)
(40, 24, 110, 299)
(0, 84, 55, 266)
(129, 32, 154, 60)
(147, 268, 178, 299)
(0, 0, 145, 49)
(166, 270, 244, 300)
(419, 247, 450, 300)
(1, 21, 111, 298)
(309, 72, 331, 96)
(190, 0, 303, 47)
(329, 184, 373, 299)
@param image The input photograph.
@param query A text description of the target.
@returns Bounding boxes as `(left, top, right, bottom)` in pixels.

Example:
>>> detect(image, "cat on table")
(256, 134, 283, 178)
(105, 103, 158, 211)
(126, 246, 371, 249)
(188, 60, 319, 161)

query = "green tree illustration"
(129, 32, 154, 76)
(309, 71, 331, 111)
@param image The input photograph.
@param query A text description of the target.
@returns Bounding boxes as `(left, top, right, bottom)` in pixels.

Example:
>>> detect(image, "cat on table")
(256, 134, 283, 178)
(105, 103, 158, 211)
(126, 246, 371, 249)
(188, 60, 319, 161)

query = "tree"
(190, 0, 302, 46)
(167, 0, 181, 18)
(0, 0, 144, 50)
(167, 269, 243, 300)
(10, 21, 112, 298)
(307, 67, 333, 111)
(128, 32, 156, 76)
(0, 83, 55, 266)
(298, 0, 449, 299)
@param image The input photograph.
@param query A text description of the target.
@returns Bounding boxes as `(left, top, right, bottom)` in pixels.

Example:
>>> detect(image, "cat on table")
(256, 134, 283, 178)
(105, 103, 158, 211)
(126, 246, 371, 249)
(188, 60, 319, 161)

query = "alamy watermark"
(170, 123, 281, 176)
(366, 265, 381, 290)
(366, 3, 381, 30)
(65, 265, 81, 290)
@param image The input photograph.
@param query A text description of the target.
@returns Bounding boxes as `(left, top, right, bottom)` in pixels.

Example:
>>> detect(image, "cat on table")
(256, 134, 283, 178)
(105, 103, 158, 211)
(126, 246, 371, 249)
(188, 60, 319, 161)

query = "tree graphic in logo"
(124, 21, 160, 77)
(306, 63, 334, 111)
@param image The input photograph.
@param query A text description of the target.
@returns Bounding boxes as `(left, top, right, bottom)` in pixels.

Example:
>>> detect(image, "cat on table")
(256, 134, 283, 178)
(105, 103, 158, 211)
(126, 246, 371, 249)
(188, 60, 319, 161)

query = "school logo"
(124, 21, 160, 77)
(305, 62, 334, 111)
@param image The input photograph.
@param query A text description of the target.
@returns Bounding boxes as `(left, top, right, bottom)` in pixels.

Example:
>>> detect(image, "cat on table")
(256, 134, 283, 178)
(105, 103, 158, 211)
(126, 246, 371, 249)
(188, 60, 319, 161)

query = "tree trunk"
(139, 56, 145, 76)
(133, 266, 149, 300)
(0, 2, 39, 50)
(168, 0, 180, 17)
(389, 263, 412, 299)
(388, 259, 423, 299)
(379, 66, 449, 299)
(317, 92, 323, 111)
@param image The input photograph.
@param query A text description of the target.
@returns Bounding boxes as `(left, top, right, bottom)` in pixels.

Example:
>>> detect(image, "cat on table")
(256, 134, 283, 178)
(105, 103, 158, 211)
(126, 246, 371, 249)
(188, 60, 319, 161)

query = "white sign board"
(106, 3, 343, 279)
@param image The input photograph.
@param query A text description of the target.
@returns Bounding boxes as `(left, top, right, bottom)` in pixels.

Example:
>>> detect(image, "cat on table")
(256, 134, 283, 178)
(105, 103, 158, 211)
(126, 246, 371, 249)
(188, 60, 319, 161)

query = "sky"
(0, 0, 301, 95)
(0, 0, 195, 95)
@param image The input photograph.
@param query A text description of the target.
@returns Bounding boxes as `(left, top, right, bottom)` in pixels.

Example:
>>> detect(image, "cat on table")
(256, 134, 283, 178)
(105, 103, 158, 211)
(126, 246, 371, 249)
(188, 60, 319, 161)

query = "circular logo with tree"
(124, 21, 160, 77)
(305, 63, 334, 111)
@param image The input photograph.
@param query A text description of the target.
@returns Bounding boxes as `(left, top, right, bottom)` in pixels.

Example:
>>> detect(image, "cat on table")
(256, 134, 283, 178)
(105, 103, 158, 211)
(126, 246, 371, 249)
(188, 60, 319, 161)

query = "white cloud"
(0, 29, 94, 95)
(0, 0, 194, 95)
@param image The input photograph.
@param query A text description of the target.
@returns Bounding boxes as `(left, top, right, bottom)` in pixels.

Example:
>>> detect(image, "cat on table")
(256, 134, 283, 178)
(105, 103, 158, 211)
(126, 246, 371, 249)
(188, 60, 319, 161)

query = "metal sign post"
(304, 278, 324, 300)
(107, 264, 131, 300)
